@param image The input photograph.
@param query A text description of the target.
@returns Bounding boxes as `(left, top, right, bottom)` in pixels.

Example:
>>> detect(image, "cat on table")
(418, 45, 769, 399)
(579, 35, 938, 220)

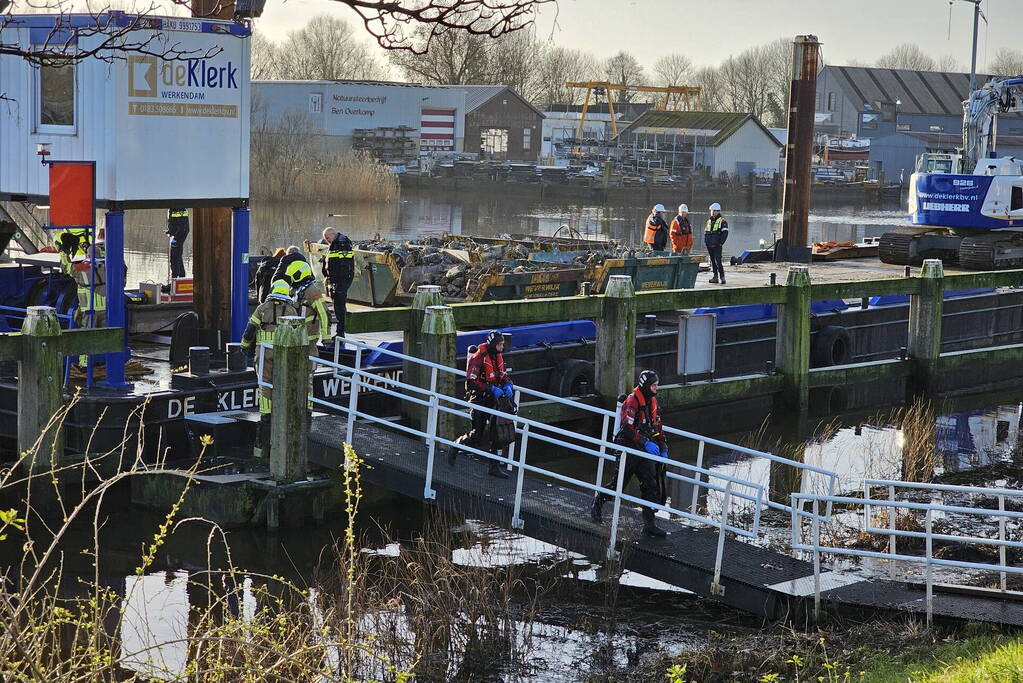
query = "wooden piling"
(19, 306, 64, 471)
(403, 285, 444, 429)
(908, 259, 943, 394)
(596, 275, 637, 404)
(269, 316, 309, 483)
(775, 265, 811, 412)
(421, 305, 457, 442)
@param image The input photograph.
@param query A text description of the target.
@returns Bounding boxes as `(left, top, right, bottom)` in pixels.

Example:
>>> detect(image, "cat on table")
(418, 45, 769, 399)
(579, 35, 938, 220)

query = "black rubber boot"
(448, 435, 466, 466)
(642, 509, 667, 537)
(590, 495, 605, 523)
(488, 461, 510, 479)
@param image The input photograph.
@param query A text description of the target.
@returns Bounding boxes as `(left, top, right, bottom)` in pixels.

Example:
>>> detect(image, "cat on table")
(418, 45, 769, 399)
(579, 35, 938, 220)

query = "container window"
(897, 123, 911, 131)
(1011, 185, 1023, 212)
(39, 64, 75, 128)
(929, 125, 944, 133)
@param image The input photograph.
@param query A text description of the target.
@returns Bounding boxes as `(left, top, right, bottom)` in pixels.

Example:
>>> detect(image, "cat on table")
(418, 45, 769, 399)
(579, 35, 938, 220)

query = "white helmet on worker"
(653, 203, 665, 212)
(678, 204, 689, 214)
(709, 202, 722, 211)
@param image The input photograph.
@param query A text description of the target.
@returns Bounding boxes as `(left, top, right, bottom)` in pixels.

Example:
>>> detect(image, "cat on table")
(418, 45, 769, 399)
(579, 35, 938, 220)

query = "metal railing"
(257, 337, 838, 590)
(792, 480, 1023, 624)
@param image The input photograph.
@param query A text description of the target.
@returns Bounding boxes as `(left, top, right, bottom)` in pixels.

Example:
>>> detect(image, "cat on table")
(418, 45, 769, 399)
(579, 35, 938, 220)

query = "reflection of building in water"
(937, 406, 1020, 472)
(396, 196, 462, 236)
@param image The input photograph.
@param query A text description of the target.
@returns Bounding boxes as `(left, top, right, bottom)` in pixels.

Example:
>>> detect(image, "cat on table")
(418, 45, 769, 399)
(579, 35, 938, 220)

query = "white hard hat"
(678, 204, 689, 213)
(709, 202, 722, 211)
(653, 203, 665, 212)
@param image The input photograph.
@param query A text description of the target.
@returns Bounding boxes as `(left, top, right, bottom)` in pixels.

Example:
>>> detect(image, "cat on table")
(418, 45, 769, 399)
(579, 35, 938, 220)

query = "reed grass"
(250, 149, 400, 203)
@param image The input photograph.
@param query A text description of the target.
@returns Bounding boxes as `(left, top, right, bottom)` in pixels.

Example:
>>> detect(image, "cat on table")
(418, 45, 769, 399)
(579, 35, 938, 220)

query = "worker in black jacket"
(166, 208, 190, 278)
(321, 227, 355, 340)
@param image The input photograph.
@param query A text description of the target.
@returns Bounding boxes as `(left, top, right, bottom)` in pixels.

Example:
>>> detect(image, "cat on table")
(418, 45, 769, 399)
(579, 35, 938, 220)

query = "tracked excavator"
(879, 76, 1023, 269)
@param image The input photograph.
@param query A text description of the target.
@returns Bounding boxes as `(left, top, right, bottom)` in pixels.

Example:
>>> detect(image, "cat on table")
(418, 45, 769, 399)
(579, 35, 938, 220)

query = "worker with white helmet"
(704, 202, 729, 284)
(643, 203, 670, 251)
(669, 203, 692, 255)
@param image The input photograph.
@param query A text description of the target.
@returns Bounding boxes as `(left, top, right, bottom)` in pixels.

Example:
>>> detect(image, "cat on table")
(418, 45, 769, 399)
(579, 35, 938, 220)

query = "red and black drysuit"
(596, 386, 667, 524)
(457, 342, 507, 451)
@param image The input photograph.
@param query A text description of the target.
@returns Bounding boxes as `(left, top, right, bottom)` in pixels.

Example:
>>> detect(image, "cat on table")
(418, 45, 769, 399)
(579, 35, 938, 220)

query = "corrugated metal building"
(616, 111, 782, 179)
(458, 85, 544, 161)
(868, 131, 1023, 181)
(816, 65, 1023, 140)
(251, 80, 467, 159)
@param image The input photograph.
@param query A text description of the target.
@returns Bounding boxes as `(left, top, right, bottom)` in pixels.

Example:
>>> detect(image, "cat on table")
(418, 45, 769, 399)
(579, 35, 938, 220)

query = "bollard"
(595, 275, 636, 405)
(774, 266, 810, 412)
(421, 305, 456, 443)
(269, 316, 309, 483)
(908, 259, 943, 395)
(188, 346, 211, 375)
(403, 285, 444, 429)
(19, 306, 64, 472)
(225, 342, 246, 372)
(644, 314, 657, 333)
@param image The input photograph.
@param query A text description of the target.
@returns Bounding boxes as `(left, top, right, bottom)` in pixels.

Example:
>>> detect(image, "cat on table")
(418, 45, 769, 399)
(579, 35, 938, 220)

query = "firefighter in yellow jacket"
(240, 279, 300, 458)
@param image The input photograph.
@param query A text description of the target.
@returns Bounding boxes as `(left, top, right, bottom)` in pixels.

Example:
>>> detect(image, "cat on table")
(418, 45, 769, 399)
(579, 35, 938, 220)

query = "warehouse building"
(815, 65, 1023, 140)
(251, 80, 467, 163)
(868, 131, 1023, 181)
(615, 111, 782, 180)
(457, 85, 545, 161)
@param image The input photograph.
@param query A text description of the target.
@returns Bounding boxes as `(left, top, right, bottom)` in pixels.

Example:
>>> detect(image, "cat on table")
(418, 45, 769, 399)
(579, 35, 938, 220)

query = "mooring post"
(595, 275, 636, 405)
(403, 285, 444, 430)
(270, 316, 309, 483)
(775, 265, 811, 412)
(421, 305, 456, 443)
(19, 306, 64, 472)
(907, 259, 943, 395)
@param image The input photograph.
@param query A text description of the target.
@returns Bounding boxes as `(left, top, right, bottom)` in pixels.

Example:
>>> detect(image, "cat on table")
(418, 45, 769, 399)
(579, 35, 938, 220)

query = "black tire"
(170, 312, 200, 366)
(811, 325, 851, 367)
(547, 359, 595, 397)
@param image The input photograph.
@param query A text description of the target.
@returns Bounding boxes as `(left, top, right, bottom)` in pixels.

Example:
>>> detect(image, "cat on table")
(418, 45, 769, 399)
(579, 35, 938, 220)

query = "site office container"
(0, 13, 250, 207)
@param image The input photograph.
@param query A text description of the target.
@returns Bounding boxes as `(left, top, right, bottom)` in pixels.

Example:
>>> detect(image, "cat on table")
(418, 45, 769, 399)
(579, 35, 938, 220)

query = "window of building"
(309, 93, 323, 114)
(481, 128, 508, 157)
(929, 125, 944, 133)
(861, 113, 878, 130)
(37, 63, 75, 130)
(897, 123, 911, 131)
(523, 127, 531, 150)
(827, 92, 837, 111)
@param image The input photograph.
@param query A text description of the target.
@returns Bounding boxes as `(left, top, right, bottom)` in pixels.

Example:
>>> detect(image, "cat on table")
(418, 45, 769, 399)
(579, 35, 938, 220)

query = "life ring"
(547, 359, 595, 397)
(810, 325, 851, 367)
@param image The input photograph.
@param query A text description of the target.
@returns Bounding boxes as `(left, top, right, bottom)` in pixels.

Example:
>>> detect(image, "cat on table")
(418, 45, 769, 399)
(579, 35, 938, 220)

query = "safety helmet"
(653, 203, 666, 213)
(638, 369, 659, 391)
(486, 330, 505, 347)
(269, 279, 292, 300)
(709, 202, 722, 211)
(678, 204, 689, 214)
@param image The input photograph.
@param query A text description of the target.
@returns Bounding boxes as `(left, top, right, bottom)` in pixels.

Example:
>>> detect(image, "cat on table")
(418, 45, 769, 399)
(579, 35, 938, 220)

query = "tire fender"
(547, 359, 595, 397)
(811, 325, 851, 367)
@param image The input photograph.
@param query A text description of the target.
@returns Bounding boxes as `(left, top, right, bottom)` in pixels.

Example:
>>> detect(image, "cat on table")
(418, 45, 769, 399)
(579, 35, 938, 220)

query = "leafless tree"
(250, 94, 314, 196)
(487, 28, 544, 102)
(691, 65, 726, 111)
(988, 47, 1023, 77)
(267, 14, 387, 80)
(934, 54, 963, 72)
(876, 43, 936, 71)
(389, 26, 491, 84)
(652, 53, 693, 87)
(603, 50, 645, 103)
(534, 45, 600, 108)
(250, 30, 279, 80)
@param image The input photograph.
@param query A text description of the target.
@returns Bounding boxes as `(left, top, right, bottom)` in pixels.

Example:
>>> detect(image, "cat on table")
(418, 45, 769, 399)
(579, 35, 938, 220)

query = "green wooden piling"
(908, 259, 944, 394)
(270, 316, 309, 483)
(595, 275, 636, 404)
(19, 306, 64, 472)
(421, 305, 456, 442)
(775, 266, 811, 412)
(403, 285, 444, 429)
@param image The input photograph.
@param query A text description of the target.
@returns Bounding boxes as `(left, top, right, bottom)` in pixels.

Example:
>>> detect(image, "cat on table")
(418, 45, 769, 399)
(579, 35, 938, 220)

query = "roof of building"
(546, 102, 653, 119)
(453, 85, 546, 118)
(821, 65, 1012, 117)
(873, 131, 1023, 148)
(251, 79, 459, 90)
(617, 110, 781, 146)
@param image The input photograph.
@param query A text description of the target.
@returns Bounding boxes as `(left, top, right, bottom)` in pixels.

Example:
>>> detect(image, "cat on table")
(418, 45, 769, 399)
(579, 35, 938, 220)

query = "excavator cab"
(916, 152, 963, 175)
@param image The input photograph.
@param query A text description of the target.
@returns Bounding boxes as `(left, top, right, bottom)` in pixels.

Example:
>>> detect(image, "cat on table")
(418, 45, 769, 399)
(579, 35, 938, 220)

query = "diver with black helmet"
(590, 369, 668, 537)
(448, 330, 516, 478)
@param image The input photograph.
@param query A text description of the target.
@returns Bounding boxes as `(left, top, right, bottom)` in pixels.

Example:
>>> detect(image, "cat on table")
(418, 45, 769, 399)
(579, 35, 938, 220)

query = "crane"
(880, 76, 1023, 269)
(564, 81, 702, 146)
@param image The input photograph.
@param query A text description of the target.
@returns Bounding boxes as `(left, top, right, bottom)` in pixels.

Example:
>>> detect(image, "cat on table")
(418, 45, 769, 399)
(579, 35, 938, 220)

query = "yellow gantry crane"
(565, 81, 702, 142)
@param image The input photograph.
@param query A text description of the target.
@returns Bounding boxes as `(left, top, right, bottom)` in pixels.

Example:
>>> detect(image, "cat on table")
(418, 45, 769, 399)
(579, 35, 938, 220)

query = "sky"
(249, 0, 1021, 73)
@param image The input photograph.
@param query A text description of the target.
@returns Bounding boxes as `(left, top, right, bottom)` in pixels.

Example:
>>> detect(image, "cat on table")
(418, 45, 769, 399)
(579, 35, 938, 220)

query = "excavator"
(879, 76, 1023, 269)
